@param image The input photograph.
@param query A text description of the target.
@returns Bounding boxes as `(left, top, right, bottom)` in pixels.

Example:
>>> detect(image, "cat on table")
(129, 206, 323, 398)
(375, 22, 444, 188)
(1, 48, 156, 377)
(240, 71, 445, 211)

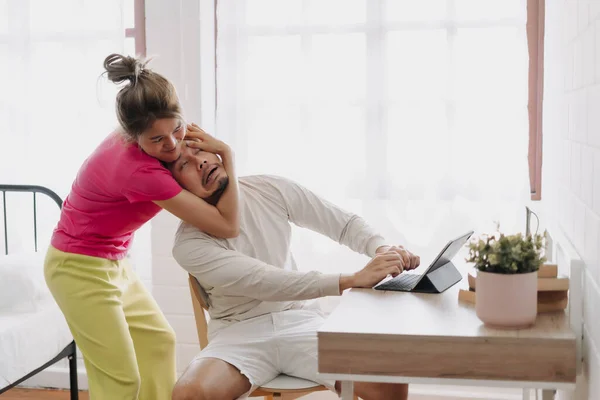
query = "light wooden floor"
(0, 388, 370, 399)
(2, 390, 326, 399)
(0, 389, 89, 399)
(0, 389, 472, 400)
(1, 388, 490, 400)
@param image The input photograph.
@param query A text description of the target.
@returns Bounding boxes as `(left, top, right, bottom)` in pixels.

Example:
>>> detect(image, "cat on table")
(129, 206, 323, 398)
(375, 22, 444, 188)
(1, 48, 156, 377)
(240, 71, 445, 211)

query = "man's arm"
(261, 175, 387, 257)
(173, 237, 342, 301)
(173, 235, 405, 300)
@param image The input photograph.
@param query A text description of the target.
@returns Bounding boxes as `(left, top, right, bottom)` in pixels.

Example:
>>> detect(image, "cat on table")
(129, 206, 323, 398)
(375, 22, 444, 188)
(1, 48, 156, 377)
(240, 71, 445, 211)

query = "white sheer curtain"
(0, 0, 127, 253)
(216, 0, 531, 273)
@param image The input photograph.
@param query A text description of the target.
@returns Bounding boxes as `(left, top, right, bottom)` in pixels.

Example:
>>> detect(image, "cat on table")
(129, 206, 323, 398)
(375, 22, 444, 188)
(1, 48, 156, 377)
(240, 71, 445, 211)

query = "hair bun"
(103, 53, 148, 85)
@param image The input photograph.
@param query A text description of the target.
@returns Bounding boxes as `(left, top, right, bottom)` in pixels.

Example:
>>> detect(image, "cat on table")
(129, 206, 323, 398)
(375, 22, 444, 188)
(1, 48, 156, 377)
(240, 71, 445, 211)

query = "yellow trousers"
(44, 246, 177, 400)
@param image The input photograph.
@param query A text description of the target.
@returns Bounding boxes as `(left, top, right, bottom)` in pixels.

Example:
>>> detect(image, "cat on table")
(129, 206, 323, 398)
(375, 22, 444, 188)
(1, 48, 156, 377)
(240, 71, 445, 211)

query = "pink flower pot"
(475, 270, 537, 329)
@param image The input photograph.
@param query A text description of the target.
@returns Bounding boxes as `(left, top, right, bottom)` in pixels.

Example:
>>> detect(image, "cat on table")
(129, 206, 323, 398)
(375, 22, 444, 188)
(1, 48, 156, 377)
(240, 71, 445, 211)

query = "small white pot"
(475, 270, 537, 329)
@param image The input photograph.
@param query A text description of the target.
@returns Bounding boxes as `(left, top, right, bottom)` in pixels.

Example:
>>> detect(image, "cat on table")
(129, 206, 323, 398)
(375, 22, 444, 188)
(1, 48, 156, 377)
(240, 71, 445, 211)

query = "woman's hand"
(184, 123, 230, 155)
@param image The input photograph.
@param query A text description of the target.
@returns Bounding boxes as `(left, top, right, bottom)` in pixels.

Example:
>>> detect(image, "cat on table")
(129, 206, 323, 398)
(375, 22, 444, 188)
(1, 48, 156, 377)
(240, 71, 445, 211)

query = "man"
(170, 142, 420, 400)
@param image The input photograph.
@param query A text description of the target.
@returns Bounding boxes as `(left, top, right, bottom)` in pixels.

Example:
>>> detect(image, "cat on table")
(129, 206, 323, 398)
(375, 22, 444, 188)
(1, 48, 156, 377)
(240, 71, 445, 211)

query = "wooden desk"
(317, 267, 578, 400)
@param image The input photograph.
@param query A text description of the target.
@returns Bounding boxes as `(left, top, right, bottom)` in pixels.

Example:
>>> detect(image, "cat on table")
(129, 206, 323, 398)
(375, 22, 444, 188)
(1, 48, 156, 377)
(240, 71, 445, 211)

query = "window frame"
(126, 0, 146, 57)
(527, 0, 544, 201)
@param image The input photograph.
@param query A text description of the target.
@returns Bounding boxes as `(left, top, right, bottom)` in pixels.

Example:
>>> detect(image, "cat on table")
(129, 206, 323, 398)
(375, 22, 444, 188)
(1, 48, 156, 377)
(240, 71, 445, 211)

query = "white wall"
(542, 1, 600, 399)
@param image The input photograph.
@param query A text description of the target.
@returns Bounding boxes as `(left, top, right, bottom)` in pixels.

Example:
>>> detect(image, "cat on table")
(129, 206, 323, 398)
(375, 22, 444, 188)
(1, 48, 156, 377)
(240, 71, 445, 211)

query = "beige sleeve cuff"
(320, 273, 343, 296)
(366, 236, 388, 258)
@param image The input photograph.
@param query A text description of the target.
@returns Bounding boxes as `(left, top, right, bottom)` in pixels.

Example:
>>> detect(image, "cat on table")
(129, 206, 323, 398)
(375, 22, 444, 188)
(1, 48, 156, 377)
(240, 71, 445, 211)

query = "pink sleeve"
(122, 165, 183, 202)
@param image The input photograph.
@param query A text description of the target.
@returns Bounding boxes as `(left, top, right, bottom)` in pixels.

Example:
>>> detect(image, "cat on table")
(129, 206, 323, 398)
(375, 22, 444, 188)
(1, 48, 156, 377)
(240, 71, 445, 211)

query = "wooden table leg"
(341, 381, 354, 400)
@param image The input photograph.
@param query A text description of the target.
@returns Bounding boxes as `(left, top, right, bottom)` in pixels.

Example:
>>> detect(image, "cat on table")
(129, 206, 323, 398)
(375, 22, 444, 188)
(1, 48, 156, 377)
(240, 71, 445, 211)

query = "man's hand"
(339, 251, 404, 291)
(184, 123, 230, 155)
(376, 245, 420, 271)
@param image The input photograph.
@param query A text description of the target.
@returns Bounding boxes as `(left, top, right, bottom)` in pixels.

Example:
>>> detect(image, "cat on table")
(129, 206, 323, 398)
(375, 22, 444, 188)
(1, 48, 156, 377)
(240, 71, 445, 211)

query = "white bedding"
(0, 252, 51, 313)
(0, 298, 73, 388)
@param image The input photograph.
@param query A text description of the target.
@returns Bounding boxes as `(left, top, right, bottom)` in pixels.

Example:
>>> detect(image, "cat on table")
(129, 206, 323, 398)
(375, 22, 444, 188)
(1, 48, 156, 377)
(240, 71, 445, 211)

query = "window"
(214, 0, 533, 268)
(0, 0, 127, 253)
(124, 0, 146, 57)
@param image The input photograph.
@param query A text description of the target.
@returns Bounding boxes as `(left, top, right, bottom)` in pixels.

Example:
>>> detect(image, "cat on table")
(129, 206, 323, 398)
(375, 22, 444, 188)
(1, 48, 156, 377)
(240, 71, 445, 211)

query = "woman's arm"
(155, 192, 238, 238)
(213, 146, 240, 234)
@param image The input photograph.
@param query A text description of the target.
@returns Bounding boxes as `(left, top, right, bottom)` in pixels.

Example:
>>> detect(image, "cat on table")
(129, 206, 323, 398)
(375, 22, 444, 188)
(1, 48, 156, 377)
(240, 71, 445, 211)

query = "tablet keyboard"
(377, 273, 422, 291)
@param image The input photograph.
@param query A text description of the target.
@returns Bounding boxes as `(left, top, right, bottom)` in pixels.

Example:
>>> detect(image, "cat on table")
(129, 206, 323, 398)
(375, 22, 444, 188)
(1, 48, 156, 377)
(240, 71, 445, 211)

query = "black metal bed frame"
(0, 185, 78, 399)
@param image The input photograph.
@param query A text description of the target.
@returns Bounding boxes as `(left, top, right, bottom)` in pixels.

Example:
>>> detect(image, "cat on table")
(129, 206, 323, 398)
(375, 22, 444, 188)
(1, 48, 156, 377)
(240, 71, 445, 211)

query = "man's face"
(170, 142, 229, 203)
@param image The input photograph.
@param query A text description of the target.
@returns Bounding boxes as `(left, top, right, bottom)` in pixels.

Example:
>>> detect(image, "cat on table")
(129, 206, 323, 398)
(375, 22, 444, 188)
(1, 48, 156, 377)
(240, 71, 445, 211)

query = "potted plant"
(465, 226, 546, 329)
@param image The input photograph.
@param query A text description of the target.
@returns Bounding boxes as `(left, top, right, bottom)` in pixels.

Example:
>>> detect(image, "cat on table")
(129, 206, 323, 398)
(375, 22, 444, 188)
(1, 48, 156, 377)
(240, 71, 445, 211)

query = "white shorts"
(194, 308, 336, 399)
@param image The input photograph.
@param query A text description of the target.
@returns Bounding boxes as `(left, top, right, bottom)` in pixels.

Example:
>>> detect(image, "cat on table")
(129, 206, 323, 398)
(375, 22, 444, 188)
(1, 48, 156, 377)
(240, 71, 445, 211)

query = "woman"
(44, 54, 239, 400)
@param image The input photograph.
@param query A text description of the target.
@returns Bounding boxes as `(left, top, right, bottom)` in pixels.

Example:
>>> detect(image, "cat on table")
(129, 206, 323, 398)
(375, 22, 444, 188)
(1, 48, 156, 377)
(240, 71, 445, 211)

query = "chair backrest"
(188, 274, 210, 349)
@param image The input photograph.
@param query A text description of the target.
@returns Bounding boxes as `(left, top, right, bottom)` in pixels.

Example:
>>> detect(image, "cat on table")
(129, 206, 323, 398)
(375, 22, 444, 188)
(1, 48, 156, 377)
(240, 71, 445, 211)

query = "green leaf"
(465, 227, 545, 274)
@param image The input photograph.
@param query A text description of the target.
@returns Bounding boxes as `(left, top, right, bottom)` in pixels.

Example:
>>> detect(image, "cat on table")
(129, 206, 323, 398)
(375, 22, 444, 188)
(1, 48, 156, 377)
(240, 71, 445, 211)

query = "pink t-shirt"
(51, 132, 183, 260)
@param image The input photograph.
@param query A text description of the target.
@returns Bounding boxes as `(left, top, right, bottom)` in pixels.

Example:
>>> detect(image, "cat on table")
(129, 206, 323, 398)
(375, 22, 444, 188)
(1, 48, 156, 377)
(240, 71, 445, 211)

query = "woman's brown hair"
(103, 54, 183, 141)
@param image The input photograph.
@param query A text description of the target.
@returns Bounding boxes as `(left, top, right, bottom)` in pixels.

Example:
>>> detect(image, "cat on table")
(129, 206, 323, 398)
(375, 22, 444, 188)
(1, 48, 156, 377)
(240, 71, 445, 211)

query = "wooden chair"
(188, 274, 340, 400)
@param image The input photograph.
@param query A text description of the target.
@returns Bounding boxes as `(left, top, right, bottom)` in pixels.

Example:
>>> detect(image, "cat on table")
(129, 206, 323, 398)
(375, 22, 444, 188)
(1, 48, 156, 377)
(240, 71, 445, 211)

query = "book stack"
(458, 264, 569, 313)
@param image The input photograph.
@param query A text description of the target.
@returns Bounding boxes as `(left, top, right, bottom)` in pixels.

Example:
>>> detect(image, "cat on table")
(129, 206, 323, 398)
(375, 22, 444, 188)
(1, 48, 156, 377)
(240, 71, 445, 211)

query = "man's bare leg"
(335, 381, 409, 400)
(172, 357, 252, 400)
